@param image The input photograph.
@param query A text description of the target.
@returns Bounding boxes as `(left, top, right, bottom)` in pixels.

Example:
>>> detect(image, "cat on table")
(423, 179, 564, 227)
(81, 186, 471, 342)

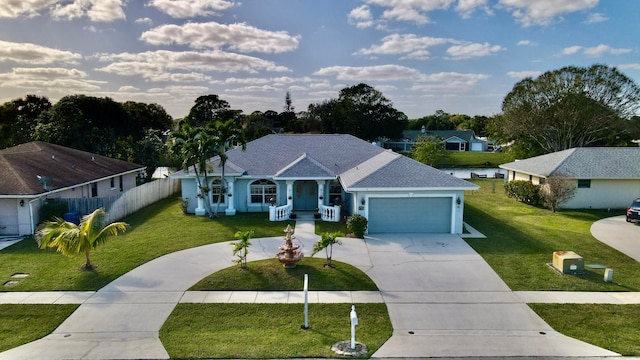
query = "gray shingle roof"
(174, 134, 477, 190)
(0, 142, 145, 196)
(499, 147, 640, 179)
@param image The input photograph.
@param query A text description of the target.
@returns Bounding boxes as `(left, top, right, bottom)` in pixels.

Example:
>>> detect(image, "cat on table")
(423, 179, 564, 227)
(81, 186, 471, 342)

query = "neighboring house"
(384, 127, 492, 152)
(0, 141, 145, 236)
(499, 147, 640, 209)
(173, 134, 478, 234)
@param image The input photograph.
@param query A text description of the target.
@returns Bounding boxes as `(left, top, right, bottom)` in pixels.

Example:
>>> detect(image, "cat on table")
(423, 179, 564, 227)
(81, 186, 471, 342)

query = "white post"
(195, 180, 206, 216)
(316, 180, 325, 209)
(350, 305, 358, 349)
(303, 274, 309, 329)
(286, 181, 294, 208)
(225, 178, 236, 215)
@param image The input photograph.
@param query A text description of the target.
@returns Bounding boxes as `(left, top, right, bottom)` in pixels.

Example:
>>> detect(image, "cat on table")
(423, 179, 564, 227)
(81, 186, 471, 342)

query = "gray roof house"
(499, 147, 640, 209)
(173, 134, 478, 234)
(0, 142, 145, 236)
(385, 129, 491, 152)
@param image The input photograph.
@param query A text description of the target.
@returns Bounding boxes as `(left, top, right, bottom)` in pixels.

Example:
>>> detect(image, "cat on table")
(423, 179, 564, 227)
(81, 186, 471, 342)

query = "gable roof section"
(345, 154, 479, 190)
(340, 150, 399, 189)
(0, 142, 145, 196)
(499, 147, 640, 179)
(274, 153, 335, 179)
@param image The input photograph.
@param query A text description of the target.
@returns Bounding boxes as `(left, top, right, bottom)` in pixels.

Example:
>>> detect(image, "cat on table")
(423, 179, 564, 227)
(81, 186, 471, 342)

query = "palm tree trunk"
(84, 248, 92, 270)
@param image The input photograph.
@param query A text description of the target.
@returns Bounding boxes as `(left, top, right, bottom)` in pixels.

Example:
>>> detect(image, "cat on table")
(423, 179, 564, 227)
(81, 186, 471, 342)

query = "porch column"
(286, 181, 294, 208)
(316, 180, 325, 209)
(195, 179, 206, 216)
(225, 178, 236, 215)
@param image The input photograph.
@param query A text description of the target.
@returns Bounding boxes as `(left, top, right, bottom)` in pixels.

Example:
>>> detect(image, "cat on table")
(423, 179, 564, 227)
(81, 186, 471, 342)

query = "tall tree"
(0, 95, 51, 148)
(185, 95, 231, 127)
(169, 124, 219, 218)
(309, 84, 407, 140)
(208, 118, 247, 217)
(497, 64, 640, 155)
(35, 208, 128, 271)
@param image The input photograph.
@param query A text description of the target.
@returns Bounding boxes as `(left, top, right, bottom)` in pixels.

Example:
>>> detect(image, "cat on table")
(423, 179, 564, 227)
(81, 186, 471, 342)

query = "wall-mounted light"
(19, 199, 24, 207)
(360, 198, 366, 205)
(456, 197, 461, 207)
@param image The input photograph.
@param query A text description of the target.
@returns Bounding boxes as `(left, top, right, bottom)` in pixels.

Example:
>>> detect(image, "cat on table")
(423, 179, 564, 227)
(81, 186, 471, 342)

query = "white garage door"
(368, 197, 452, 233)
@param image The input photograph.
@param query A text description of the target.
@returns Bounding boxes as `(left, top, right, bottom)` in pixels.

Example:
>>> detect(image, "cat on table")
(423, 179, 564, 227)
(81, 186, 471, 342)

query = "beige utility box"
(552, 251, 584, 274)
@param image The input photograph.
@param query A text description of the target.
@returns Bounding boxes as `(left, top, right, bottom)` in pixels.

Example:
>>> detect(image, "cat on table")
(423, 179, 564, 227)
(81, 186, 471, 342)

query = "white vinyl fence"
(106, 177, 180, 222)
(59, 178, 180, 223)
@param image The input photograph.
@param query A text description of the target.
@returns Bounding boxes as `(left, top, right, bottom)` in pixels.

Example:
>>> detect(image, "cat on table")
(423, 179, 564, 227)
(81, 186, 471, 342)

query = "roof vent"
(51, 154, 55, 160)
(91, 155, 95, 161)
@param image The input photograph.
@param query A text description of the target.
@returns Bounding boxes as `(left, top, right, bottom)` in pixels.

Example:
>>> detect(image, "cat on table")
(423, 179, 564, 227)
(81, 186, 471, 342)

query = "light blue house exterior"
(172, 134, 478, 234)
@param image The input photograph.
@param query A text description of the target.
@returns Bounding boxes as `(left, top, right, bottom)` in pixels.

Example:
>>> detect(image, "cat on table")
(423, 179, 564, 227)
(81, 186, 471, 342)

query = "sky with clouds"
(0, 0, 638, 120)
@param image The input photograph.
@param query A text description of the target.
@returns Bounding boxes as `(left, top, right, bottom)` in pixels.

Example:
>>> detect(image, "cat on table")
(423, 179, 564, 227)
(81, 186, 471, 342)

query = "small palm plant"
(35, 208, 128, 271)
(231, 230, 253, 269)
(312, 232, 344, 268)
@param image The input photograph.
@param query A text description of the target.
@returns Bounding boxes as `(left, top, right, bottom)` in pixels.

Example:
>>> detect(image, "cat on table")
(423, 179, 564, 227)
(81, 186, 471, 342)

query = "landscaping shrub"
(504, 180, 541, 205)
(347, 214, 368, 238)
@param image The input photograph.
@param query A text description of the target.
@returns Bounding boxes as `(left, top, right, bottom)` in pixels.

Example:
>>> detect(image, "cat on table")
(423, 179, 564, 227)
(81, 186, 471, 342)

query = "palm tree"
(231, 230, 253, 269)
(209, 117, 246, 217)
(311, 232, 344, 268)
(35, 208, 128, 270)
(170, 124, 219, 218)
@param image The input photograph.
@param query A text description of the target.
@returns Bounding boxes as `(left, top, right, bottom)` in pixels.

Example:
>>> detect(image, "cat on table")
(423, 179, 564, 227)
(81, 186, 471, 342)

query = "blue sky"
(0, 0, 638, 120)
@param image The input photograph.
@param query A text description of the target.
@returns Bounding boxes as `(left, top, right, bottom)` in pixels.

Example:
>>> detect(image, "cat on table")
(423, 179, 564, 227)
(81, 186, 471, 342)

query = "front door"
(294, 181, 316, 210)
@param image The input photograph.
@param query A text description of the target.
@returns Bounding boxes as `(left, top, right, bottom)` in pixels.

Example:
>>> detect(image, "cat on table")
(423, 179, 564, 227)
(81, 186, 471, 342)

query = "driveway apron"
(350, 233, 619, 358)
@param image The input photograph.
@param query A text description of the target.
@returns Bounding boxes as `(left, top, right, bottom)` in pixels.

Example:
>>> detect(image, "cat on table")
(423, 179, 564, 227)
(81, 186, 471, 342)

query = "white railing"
(320, 204, 341, 222)
(269, 204, 292, 221)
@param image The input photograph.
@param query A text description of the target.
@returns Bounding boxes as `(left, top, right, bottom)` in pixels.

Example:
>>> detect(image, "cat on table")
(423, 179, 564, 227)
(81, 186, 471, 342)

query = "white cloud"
(140, 22, 300, 54)
(446, 42, 504, 59)
(455, 0, 492, 18)
(560, 44, 631, 57)
(582, 44, 631, 57)
(618, 63, 640, 71)
(51, 0, 126, 22)
(517, 40, 537, 46)
(135, 17, 153, 24)
(354, 33, 456, 60)
(118, 85, 140, 92)
(0, 40, 82, 64)
(498, 0, 598, 26)
(148, 0, 236, 18)
(585, 12, 608, 24)
(95, 50, 291, 82)
(0, 67, 102, 91)
(411, 72, 489, 92)
(560, 45, 582, 55)
(314, 64, 423, 81)
(348, 5, 374, 28)
(0, 0, 57, 18)
(507, 70, 542, 78)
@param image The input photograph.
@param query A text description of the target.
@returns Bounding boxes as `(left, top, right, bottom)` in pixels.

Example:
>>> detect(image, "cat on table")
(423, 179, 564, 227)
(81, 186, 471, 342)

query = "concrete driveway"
(341, 233, 618, 358)
(591, 215, 640, 262)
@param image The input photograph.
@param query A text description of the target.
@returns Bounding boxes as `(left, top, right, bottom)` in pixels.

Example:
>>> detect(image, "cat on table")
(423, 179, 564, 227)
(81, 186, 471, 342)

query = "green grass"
(464, 179, 640, 291)
(315, 219, 349, 234)
(190, 258, 378, 291)
(0, 304, 78, 352)
(0, 197, 294, 291)
(529, 304, 640, 356)
(160, 303, 391, 359)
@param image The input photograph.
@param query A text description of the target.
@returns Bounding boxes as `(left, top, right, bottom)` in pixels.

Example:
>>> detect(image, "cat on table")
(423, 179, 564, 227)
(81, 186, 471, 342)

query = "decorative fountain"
(276, 224, 304, 268)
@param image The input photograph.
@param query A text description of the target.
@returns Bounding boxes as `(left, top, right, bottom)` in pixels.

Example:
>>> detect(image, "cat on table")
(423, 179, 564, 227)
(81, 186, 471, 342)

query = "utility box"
(552, 251, 584, 274)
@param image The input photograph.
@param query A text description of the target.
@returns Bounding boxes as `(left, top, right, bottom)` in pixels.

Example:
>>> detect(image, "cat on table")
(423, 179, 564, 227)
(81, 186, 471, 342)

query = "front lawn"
(161, 303, 391, 359)
(0, 304, 78, 352)
(464, 179, 640, 291)
(0, 196, 294, 291)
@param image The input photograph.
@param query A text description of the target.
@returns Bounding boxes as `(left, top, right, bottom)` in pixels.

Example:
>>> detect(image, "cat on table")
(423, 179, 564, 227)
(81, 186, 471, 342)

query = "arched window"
(211, 179, 225, 203)
(250, 179, 276, 204)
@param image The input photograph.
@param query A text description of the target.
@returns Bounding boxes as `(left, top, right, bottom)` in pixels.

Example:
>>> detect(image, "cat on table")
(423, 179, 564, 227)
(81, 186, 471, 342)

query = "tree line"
(2, 64, 639, 177)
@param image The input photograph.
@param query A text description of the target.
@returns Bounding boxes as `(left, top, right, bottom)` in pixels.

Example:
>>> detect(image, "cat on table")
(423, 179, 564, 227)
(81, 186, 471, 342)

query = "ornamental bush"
(347, 214, 368, 238)
(504, 180, 541, 205)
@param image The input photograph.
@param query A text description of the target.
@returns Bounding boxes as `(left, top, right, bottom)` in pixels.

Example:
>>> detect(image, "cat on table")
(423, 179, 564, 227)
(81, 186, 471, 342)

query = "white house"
(0, 142, 145, 236)
(172, 134, 478, 234)
(499, 147, 640, 209)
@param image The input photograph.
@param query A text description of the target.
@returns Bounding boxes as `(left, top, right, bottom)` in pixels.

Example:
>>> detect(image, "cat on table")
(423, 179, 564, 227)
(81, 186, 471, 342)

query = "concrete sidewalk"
(0, 219, 629, 359)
